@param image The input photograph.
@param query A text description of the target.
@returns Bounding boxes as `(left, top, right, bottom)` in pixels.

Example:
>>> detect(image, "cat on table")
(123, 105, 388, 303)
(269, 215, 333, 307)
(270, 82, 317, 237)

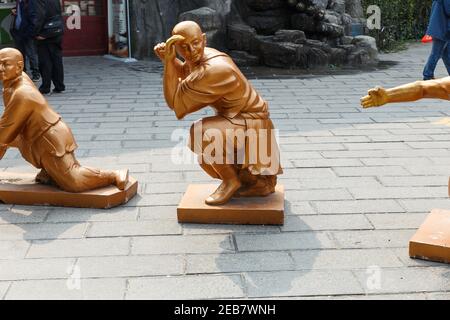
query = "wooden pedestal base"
(177, 184, 285, 225)
(0, 172, 137, 209)
(409, 209, 450, 264)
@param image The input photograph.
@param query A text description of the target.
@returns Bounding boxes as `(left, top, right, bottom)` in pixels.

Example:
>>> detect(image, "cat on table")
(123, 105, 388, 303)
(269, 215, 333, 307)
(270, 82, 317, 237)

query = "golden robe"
(174, 48, 282, 176)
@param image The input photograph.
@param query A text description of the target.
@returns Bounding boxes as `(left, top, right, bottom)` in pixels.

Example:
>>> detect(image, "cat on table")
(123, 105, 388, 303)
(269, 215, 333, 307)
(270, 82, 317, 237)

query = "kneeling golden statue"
(0, 48, 129, 193)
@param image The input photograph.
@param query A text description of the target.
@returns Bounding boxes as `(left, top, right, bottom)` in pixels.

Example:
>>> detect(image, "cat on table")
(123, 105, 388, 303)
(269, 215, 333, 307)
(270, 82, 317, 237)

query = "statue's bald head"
(0, 48, 23, 64)
(0, 47, 24, 82)
(171, 21, 206, 64)
(172, 21, 203, 38)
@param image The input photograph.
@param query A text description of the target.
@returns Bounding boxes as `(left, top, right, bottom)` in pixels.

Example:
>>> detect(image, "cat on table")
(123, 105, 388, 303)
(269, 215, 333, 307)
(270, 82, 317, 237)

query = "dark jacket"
(10, 0, 38, 39)
(34, 0, 63, 43)
(427, 0, 450, 40)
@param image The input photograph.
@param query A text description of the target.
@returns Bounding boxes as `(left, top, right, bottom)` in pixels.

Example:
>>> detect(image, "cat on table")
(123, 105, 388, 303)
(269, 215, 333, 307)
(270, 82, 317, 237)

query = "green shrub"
(362, 0, 433, 51)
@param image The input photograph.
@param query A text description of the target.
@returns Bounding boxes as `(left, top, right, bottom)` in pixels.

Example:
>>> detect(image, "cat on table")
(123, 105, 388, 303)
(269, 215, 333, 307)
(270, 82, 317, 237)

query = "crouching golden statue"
(154, 21, 282, 205)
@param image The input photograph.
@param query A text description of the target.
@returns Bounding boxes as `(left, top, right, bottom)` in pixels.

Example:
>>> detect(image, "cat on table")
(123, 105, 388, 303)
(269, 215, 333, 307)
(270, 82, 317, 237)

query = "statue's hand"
(361, 86, 389, 108)
(153, 42, 166, 61)
(164, 35, 185, 63)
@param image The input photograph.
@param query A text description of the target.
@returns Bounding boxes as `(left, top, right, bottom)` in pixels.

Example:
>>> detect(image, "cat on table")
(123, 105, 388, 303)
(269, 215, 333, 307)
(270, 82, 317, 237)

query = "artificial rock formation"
(130, 0, 377, 69)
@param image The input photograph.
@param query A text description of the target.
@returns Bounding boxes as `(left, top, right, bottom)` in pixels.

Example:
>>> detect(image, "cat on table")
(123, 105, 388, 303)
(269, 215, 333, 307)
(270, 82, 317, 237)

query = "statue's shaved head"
(0, 48, 23, 64)
(171, 21, 206, 65)
(0, 47, 24, 82)
(172, 21, 203, 38)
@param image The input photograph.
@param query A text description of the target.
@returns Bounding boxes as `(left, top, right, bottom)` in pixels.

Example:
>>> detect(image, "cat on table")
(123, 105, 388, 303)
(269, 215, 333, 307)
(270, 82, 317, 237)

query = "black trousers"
(37, 40, 65, 92)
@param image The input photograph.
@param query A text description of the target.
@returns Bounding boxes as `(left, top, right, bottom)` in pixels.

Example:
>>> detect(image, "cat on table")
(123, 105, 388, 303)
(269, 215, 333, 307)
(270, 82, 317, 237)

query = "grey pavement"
(1, 43, 450, 299)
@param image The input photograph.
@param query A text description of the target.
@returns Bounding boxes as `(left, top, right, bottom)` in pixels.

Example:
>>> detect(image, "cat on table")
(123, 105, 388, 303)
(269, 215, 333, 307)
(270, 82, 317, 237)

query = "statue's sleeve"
(0, 98, 31, 145)
(172, 64, 239, 119)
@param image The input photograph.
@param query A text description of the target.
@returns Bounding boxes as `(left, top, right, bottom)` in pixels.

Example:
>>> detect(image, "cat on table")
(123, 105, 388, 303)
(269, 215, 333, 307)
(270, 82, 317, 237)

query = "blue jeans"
(423, 38, 450, 80)
(13, 35, 39, 77)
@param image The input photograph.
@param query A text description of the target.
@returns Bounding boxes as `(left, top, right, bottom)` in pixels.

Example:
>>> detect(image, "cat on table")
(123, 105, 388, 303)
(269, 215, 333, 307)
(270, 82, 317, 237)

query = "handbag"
(39, 15, 64, 38)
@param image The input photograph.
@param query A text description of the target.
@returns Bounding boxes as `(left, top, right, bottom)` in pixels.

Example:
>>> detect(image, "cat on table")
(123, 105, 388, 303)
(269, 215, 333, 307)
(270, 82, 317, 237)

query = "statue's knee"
(189, 120, 204, 153)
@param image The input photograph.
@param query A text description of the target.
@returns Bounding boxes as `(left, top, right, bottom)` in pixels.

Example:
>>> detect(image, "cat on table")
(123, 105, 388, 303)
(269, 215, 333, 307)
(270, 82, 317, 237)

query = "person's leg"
(40, 152, 129, 193)
(49, 41, 65, 92)
(24, 39, 40, 80)
(37, 43, 52, 93)
(14, 37, 28, 73)
(189, 116, 243, 205)
(442, 42, 450, 76)
(423, 38, 447, 80)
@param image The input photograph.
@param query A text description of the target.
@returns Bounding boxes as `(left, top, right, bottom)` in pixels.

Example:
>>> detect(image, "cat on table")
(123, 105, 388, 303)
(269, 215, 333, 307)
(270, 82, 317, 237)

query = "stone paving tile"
(45, 207, 139, 223)
(5, 278, 126, 300)
(0, 241, 30, 260)
(313, 200, 405, 214)
(353, 267, 450, 295)
(0, 282, 10, 299)
(126, 275, 245, 299)
(348, 186, 447, 199)
(397, 200, 450, 212)
(365, 213, 428, 230)
(132, 235, 235, 255)
(331, 230, 416, 249)
(0, 258, 76, 281)
(0, 209, 48, 224)
(282, 215, 372, 232)
(86, 220, 182, 237)
(26, 238, 130, 258)
(235, 232, 337, 252)
(182, 224, 281, 235)
(291, 249, 403, 270)
(244, 270, 364, 298)
(0, 223, 88, 241)
(186, 252, 295, 274)
(77, 255, 184, 278)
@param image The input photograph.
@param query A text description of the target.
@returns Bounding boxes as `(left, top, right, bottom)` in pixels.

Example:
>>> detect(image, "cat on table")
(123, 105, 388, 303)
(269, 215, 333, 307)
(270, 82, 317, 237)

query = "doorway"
(62, 0, 108, 56)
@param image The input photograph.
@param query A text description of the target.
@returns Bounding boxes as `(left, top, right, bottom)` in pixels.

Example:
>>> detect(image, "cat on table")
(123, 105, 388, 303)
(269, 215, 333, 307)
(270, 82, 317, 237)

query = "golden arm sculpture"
(154, 21, 282, 206)
(361, 77, 450, 108)
(0, 48, 129, 193)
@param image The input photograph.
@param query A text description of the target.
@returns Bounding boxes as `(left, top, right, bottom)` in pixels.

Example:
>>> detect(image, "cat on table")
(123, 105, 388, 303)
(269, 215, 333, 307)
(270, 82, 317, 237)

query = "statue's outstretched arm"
(361, 77, 450, 108)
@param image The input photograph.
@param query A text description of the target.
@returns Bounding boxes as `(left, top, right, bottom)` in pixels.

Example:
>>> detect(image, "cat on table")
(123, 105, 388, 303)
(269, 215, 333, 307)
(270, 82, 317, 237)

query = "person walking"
(10, 0, 41, 82)
(34, 0, 65, 94)
(423, 0, 450, 80)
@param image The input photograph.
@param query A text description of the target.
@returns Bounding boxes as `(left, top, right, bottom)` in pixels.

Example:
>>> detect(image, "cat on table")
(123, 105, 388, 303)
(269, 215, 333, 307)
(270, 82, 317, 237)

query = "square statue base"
(409, 209, 450, 264)
(0, 172, 138, 209)
(177, 184, 285, 225)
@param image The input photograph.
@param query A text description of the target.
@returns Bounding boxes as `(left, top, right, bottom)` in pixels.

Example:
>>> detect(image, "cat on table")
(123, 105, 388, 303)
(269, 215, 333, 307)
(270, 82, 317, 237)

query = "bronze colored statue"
(154, 21, 282, 205)
(0, 48, 128, 193)
(361, 77, 450, 108)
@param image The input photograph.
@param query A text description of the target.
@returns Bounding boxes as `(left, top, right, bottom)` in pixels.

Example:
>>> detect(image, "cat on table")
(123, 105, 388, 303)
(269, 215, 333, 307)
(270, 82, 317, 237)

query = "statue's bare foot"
(114, 169, 129, 190)
(205, 178, 241, 206)
(35, 169, 54, 185)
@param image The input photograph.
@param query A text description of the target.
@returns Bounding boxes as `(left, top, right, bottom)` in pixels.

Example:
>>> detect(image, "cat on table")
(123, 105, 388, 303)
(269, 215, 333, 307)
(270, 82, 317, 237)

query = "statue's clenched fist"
(361, 86, 389, 108)
(153, 35, 185, 63)
(153, 42, 166, 61)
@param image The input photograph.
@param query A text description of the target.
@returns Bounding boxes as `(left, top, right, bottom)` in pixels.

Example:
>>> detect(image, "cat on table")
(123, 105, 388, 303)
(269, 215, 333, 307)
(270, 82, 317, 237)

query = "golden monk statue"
(0, 48, 128, 193)
(361, 77, 450, 108)
(154, 21, 282, 205)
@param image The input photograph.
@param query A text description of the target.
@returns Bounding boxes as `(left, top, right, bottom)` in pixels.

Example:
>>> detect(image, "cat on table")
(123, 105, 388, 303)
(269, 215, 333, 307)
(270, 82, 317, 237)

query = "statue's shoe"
(35, 169, 54, 185)
(205, 179, 241, 206)
(115, 169, 129, 190)
(235, 185, 274, 198)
